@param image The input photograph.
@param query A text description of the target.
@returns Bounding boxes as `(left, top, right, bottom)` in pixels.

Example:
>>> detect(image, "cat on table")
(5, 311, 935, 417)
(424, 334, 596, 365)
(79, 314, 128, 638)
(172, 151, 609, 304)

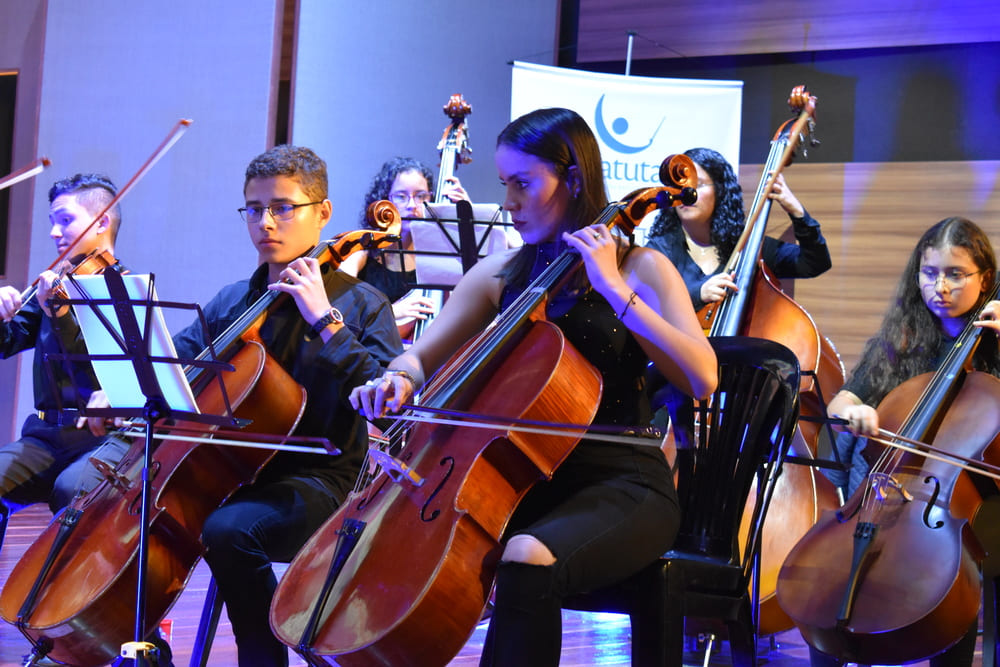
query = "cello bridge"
(869, 472, 914, 503)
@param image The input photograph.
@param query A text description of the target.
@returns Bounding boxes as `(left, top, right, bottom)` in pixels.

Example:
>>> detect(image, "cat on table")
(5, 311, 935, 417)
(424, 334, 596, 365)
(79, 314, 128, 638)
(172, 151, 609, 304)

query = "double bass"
(397, 94, 473, 343)
(684, 86, 843, 634)
(777, 283, 1000, 663)
(0, 230, 397, 666)
(268, 161, 698, 666)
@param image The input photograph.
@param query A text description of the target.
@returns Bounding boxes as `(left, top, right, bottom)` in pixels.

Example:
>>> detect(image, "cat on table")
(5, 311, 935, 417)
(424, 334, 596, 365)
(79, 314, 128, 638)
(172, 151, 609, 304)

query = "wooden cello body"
(271, 320, 601, 666)
(269, 180, 691, 665)
(0, 341, 303, 666)
(0, 231, 393, 666)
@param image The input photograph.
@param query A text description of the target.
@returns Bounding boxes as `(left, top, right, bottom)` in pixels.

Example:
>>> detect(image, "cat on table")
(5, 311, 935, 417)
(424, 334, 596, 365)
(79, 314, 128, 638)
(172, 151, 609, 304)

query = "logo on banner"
(593, 94, 664, 154)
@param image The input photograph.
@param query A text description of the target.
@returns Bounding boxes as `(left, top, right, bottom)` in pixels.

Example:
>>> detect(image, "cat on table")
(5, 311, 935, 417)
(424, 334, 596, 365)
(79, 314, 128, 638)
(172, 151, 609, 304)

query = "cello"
(776, 282, 1000, 664)
(268, 163, 697, 666)
(0, 229, 397, 666)
(678, 86, 842, 634)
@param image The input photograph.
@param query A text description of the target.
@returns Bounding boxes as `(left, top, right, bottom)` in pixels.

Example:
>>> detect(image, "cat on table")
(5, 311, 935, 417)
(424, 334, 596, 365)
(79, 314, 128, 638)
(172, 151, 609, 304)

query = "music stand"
(391, 200, 516, 294)
(50, 267, 243, 666)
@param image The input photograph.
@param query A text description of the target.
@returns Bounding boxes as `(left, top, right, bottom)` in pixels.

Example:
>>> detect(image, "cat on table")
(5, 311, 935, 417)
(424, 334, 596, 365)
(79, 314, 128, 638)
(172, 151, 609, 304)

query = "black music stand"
(42, 266, 244, 667)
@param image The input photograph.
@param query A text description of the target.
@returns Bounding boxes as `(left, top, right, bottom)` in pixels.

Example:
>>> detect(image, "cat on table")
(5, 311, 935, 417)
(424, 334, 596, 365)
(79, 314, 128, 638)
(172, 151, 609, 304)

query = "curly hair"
(244, 145, 328, 202)
(646, 147, 745, 260)
(850, 216, 1000, 405)
(359, 158, 434, 228)
(48, 173, 121, 243)
(495, 108, 610, 288)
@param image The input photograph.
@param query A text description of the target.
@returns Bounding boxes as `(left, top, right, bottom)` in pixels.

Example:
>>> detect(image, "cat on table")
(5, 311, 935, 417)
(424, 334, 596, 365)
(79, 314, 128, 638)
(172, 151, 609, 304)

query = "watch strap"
(309, 307, 343, 339)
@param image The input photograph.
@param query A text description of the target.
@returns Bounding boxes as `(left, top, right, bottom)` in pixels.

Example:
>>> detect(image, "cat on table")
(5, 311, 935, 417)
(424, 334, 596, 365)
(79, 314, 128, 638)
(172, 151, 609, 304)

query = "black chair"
(564, 336, 801, 667)
(0, 501, 10, 553)
(0, 498, 32, 554)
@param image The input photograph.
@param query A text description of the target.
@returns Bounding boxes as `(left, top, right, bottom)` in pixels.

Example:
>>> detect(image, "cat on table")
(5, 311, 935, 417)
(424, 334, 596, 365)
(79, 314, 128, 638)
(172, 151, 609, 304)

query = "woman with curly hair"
(342, 157, 468, 335)
(643, 146, 831, 310)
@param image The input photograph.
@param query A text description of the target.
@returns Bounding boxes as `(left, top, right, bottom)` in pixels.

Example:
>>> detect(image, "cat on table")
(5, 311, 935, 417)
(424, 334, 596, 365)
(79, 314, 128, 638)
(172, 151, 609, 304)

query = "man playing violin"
(0, 173, 131, 516)
(168, 145, 402, 666)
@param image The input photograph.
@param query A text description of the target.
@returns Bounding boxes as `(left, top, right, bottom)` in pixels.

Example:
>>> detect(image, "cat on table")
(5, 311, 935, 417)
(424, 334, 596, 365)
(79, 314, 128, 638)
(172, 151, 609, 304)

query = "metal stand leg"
(189, 577, 224, 667)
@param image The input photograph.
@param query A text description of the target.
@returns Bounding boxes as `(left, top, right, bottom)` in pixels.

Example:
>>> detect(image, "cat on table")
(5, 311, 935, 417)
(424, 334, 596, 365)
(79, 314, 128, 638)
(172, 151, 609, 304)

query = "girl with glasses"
(342, 157, 468, 339)
(810, 216, 1000, 667)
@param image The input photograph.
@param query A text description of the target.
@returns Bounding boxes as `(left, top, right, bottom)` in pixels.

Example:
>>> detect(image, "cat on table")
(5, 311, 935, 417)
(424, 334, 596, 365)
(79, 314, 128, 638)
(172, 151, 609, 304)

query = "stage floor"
(0, 504, 972, 666)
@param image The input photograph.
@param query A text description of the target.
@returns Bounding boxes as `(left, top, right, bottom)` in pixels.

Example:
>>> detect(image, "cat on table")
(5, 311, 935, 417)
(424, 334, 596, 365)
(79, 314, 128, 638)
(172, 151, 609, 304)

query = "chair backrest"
(669, 336, 800, 574)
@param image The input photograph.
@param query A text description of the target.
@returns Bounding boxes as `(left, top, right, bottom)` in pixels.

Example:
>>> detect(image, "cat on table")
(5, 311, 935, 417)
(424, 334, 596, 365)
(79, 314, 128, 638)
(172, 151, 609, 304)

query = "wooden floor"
(0, 504, 980, 666)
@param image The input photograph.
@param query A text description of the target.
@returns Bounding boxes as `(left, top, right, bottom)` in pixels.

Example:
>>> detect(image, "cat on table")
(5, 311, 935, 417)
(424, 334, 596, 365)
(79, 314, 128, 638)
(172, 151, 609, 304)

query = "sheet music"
(66, 274, 199, 413)
(412, 203, 522, 288)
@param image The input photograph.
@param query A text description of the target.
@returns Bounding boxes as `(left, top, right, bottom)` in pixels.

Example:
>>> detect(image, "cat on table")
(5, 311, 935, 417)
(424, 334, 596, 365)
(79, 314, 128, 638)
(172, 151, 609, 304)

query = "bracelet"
(619, 291, 638, 319)
(386, 368, 419, 388)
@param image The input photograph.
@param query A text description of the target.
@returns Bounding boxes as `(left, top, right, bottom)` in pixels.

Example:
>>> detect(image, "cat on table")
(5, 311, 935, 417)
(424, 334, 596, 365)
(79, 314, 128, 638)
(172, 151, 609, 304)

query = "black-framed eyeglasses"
(238, 201, 323, 224)
(388, 191, 433, 206)
(917, 267, 983, 289)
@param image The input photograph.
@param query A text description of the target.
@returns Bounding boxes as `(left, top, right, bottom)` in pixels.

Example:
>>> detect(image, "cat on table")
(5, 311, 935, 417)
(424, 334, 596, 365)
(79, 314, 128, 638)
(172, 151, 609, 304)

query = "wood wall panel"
(577, 0, 1000, 63)
(747, 160, 1000, 380)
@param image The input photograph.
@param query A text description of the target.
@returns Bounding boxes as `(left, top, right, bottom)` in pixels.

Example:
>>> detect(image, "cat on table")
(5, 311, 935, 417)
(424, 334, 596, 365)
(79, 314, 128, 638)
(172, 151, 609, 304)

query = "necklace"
(683, 229, 716, 261)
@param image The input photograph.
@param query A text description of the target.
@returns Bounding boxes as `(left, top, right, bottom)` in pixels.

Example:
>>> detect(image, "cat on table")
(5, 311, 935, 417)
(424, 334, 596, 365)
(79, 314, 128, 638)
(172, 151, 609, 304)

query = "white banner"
(510, 62, 743, 206)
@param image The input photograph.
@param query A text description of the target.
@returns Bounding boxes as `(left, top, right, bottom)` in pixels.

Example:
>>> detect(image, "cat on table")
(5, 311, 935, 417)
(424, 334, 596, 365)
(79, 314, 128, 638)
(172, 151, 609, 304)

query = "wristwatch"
(308, 307, 343, 339)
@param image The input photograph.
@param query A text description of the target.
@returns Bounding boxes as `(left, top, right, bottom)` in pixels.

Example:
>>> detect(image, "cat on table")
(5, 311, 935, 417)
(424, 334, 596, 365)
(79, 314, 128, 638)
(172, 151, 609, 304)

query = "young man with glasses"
(171, 144, 403, 666)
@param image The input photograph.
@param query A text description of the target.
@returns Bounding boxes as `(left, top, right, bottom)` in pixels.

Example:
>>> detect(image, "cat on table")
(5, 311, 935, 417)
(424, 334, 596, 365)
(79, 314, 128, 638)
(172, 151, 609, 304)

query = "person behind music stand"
(0, 174, 132, 517)
(84, 145, 402, 667)
(340, 157, 468, 335)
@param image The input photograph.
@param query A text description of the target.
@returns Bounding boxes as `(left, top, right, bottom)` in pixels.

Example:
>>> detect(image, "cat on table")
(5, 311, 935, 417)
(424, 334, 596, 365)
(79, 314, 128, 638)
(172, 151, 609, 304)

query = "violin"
(0, 229, 398, 666)
(11, 120, 191, 319)
(267, 159, 697, 665)
(776, 284, 1000, 663)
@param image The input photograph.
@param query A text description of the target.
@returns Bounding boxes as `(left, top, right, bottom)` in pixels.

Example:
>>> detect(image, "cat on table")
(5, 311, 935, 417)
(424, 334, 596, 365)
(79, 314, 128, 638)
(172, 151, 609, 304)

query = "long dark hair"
(646, 147, 744, 260)
(496, 108, 609, 288)
(851, 216, 999, 405)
